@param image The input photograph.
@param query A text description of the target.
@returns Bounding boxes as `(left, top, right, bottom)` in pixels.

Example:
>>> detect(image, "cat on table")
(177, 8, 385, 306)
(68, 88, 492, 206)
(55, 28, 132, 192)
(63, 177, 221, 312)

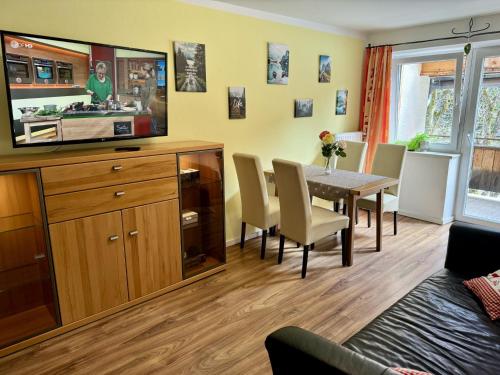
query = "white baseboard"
(225, 229, 263, 247)
(398, 210, 454, 225)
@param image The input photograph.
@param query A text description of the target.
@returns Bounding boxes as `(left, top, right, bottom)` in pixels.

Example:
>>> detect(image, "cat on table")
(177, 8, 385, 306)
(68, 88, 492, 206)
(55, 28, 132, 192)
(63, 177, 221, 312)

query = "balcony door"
(456, 46, 500, 227)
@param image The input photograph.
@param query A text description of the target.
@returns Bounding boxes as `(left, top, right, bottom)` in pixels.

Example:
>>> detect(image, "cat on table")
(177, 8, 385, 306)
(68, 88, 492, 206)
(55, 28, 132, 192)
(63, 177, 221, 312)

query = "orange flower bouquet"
(319, 130, 347, 174)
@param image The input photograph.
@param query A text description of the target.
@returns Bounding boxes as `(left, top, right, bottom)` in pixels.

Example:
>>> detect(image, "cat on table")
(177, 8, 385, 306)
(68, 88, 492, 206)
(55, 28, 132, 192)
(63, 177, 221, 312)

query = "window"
(474, 57, 500, 147)
(391, 53, 464, 151)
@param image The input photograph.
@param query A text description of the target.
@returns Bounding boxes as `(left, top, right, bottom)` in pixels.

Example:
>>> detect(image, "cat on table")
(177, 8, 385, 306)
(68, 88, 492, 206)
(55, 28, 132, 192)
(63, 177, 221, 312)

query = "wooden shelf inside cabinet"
(0, 213, 41, 234)
(184, 256, 224, 279)
(0, 170, 60, 351)
(178, 149, 226, 280)
(0, 305, 57, 349)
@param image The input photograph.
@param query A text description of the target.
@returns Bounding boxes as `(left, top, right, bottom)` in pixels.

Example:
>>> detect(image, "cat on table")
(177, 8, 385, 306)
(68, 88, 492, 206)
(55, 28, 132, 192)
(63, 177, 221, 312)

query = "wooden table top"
(265, 164, 398, 199)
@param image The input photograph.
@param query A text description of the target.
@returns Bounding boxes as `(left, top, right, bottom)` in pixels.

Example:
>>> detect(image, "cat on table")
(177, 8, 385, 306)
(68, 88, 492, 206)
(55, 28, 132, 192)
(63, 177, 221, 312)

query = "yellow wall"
(0, 0, 365, 242)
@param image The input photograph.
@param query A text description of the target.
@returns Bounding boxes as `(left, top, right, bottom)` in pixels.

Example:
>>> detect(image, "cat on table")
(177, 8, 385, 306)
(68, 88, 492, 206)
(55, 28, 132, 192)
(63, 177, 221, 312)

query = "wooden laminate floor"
(0, 213, 451, 375)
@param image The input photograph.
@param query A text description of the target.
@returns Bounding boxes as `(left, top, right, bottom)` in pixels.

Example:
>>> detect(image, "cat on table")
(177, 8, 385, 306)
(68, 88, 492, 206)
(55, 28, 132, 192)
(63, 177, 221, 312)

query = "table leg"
(56, 120, 63, 141)
(24, 123, 31, 144)
(376, 189, 383, 252)
(344, 194, 357, 266)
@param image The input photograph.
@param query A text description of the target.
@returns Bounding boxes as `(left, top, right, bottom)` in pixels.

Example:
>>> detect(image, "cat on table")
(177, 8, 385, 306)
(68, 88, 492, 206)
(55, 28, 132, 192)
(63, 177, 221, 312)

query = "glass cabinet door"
(0, 170, 60, 349)
(178, 149, 225, 278)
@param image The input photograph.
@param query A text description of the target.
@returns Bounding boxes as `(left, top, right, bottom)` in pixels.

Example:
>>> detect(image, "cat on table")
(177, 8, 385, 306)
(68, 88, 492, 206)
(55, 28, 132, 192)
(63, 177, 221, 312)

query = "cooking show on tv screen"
(2, 32, 167, 146)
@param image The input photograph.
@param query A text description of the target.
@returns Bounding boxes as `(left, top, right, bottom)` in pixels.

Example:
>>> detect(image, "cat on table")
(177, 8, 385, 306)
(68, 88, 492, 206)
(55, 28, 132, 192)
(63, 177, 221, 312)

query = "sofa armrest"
(445, 222, 500, 278)
(265, 326, 395, 375)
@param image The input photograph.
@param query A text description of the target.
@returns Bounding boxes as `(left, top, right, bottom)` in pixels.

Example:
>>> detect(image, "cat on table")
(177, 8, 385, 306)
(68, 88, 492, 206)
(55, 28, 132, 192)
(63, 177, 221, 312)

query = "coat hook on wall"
(451, 17, 491, 55)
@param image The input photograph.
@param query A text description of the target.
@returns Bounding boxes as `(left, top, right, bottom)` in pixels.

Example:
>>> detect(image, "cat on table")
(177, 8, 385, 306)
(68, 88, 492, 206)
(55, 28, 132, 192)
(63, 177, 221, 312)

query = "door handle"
(115, 191, 125, 197)
(109, 235, 119, 241)
(129, 230, 139, 236)
(467, 133, 473, 146)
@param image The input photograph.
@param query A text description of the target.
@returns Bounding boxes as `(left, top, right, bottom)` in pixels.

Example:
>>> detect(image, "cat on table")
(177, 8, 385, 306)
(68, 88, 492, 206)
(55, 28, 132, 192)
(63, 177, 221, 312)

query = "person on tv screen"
(141, 63, 158, 133)
(86, 62, 112, 104)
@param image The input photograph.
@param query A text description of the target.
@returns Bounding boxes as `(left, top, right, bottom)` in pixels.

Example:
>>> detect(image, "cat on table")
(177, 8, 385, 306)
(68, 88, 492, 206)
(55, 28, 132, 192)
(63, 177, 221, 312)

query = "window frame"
(390, 52, 465, 152)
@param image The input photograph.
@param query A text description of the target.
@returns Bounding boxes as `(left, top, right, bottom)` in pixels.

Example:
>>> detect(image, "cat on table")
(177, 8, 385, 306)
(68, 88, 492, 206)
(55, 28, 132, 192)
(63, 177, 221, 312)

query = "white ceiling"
(210, 0, 500, 34)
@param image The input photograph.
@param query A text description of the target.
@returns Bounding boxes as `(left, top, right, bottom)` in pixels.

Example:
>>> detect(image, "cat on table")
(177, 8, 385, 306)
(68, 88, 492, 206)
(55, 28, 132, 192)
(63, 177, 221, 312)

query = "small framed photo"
(267, 43, 289, 85)
(336, 89, 348, 115)
(228, 87, 246, 119)
(294, 98, 313, 118)
(319, 55, 331, 83)
(174, 41, 207, 92)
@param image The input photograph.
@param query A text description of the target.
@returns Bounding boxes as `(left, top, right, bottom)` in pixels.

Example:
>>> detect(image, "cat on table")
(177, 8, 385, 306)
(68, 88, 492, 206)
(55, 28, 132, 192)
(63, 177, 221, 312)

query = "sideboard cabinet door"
(122, 199, 182, 300)
(49, 211, 129, 325)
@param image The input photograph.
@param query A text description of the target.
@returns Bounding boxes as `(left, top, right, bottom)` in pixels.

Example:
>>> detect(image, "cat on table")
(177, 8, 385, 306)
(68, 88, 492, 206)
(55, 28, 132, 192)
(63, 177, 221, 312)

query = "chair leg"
(394, 211, 398, 235)
(260, 230, 268, 259)
(311, 243, 315, 250)
(342, 204, 347, 215)
(355, 207, 359, 224)
(296, 242, 300, 248)
(334, 202, 340, 212)
(269, 225, 276, 236)
(341, 229, 346, 254)
(278, 235, 285, 264)
(302, 245, 310, 278)
(367, 210, 371, 228)
(240, 222, 246, 249)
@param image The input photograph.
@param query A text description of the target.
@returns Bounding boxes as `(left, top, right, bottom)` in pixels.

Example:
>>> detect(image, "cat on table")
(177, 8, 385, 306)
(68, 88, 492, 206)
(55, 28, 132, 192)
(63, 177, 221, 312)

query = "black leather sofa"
(265, 222, 500, 375)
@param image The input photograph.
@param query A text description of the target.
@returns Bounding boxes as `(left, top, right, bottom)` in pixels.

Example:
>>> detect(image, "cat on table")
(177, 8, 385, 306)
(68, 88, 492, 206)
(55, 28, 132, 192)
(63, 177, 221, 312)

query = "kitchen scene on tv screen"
(3, 33, 167, 146)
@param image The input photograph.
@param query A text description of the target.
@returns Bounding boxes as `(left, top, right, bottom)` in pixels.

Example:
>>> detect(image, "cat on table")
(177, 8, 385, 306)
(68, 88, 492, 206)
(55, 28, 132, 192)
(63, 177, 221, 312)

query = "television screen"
(1, 31, 168, 147)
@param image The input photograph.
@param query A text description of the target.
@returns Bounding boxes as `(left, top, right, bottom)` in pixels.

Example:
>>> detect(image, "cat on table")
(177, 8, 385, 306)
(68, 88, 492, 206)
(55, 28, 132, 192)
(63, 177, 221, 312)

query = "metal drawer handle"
(109, 235, 119, 241)
(115, 191, 125, 197)
(34, 254, 46, 260)
(112, 165, 123, 171)
(129, 230, 139, 236)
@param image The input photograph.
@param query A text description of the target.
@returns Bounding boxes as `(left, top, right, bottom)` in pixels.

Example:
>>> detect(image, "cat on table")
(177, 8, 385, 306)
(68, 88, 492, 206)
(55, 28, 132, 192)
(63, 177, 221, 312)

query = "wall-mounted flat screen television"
(1, 31, 168, 147)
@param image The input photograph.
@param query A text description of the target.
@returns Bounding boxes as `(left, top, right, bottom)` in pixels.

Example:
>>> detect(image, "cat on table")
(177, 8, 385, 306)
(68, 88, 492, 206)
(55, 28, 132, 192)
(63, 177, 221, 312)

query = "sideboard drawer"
(45, 177, 178, 223)
(41, 154, 177, 195)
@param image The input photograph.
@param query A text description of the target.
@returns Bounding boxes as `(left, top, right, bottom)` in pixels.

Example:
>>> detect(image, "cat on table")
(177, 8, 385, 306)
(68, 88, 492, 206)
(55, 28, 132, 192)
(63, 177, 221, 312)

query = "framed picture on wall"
(173, 41, 207, 92)
(228, 87, 246, 119)
(294, 98, 313, 118)
(336, 89, 348, 115)
(267, 43, 289, 84)
(319, 55, 331, 83)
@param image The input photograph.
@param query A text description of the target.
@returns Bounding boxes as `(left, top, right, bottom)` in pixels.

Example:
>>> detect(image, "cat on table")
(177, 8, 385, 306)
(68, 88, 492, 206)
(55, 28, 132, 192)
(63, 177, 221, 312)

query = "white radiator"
(335, 131, 363, 142)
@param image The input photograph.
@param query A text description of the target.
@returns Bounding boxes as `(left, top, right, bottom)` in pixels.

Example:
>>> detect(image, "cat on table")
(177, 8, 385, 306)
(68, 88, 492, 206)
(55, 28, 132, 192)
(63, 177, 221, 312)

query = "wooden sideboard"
(0, 140, 225, 357)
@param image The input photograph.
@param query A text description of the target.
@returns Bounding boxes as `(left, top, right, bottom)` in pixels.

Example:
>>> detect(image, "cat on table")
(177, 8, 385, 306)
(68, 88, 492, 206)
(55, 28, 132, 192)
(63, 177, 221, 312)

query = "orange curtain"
(359, 46, 392, 172)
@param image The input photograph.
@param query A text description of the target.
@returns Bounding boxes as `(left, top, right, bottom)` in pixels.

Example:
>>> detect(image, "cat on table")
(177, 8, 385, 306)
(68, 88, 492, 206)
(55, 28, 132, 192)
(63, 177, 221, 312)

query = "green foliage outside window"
(424, 85, 500, 146)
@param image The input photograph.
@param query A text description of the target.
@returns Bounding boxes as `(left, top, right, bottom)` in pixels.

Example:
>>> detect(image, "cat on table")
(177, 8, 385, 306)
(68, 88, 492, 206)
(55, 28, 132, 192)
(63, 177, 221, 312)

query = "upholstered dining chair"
(272, 159, 349, 278)
(357, 143, 407, 235)
(233, 153, 280, 259)
(335, 141, 368, 173)
(333, 141, 368, 217)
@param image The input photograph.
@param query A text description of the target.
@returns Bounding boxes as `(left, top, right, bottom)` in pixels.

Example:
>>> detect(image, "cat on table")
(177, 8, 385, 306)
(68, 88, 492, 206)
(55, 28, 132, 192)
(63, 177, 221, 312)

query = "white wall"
(368, 13, 500, 51)
(397, 63, 429, 141)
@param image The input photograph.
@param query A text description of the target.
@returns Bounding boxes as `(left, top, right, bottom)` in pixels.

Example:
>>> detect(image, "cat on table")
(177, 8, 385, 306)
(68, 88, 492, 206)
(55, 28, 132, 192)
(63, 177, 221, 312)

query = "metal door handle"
(112, 165, 123, 171)
(34, 254, 46, 260)
(467, 133, 473, 146)
(115, 191, 125, 197)
(109, 235, 119, 241)
(129, 230, 139, 236)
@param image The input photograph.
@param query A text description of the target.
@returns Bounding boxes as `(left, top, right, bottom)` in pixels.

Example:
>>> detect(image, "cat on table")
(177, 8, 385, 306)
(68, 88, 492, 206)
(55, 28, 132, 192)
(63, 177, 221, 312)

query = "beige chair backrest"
(371, 143, 407, 197)
(335, 141, 367, 173)
(272, 159, 311, 242)
(233, 153, 269, 227)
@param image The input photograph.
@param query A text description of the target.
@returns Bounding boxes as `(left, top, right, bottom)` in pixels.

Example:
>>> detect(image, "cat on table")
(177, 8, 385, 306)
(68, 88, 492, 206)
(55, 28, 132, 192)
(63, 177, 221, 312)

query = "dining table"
(264, 165, 399, 266)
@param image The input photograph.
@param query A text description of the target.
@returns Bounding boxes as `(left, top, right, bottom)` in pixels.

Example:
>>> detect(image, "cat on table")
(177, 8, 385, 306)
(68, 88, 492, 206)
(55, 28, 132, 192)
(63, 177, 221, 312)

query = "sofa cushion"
(344, 269, 500, 375)
(464, 269, 500, 320)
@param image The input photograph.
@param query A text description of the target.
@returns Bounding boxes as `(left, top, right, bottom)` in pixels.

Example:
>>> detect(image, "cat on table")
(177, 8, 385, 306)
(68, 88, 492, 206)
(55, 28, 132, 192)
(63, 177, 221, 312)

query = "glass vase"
(324, 157, 332, 175)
